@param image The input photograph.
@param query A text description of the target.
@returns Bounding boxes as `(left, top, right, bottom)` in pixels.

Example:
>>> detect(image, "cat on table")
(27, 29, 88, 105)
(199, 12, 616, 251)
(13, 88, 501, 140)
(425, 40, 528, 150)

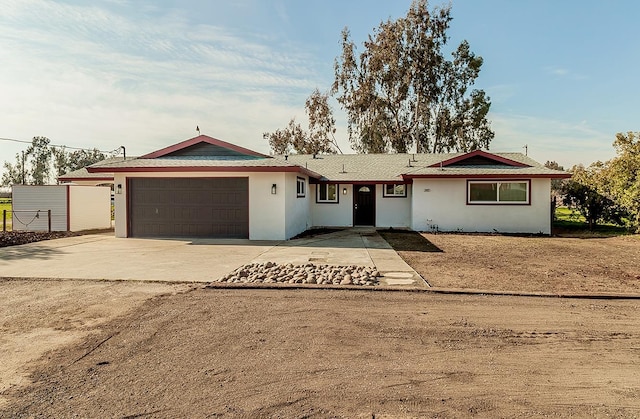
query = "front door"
(354, 184, 375, 226)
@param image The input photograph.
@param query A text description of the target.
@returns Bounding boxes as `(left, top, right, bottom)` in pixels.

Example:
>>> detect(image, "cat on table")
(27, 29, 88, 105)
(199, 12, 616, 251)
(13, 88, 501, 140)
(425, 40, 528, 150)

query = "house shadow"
(177, 227, 444, 252)
(377, 229, 443, 252)
(0, 243, 64, 261)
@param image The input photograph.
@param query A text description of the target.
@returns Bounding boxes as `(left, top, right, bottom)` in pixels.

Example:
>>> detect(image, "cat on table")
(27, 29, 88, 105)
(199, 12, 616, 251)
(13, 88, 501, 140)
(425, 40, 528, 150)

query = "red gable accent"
(140, 135, 270, 159)
(429, 150, 530, 168)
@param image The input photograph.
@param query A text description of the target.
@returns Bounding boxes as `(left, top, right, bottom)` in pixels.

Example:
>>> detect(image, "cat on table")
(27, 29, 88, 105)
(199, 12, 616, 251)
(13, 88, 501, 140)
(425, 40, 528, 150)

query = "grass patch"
(0, 198, 11, 213)
(0, 199, 11, 231)
(378, 229, 442, 252)
(553, 206, 630, 237)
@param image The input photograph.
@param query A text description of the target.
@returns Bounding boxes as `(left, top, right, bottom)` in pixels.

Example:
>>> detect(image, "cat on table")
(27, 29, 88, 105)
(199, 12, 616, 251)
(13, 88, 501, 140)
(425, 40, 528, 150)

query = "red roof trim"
(313, 180, 410, 185)
(429, 150, 530, 168)
(57, 176, 114, 182)
(88, 165, 321, 179)
(403, 173, 571, 180)
(140, 135, 270, 159)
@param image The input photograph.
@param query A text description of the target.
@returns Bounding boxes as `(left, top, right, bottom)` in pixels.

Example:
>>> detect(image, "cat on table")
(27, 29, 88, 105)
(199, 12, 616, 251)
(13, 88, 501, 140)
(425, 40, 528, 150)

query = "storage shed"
(12, 185, 111, 232)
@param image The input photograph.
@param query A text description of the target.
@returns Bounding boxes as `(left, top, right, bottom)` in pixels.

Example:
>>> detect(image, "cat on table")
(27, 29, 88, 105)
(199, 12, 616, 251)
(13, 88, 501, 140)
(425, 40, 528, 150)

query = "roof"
(286, 152, 570, 182)
(141, 135, 270, 159)
(87, 156, 323, 178)
(83, 136, 570, 181)
(58, 157, 133, 182)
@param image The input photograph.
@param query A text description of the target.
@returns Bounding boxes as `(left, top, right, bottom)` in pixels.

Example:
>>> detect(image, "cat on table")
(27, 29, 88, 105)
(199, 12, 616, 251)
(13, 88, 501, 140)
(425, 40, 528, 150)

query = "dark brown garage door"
(128, 178, 249, 238)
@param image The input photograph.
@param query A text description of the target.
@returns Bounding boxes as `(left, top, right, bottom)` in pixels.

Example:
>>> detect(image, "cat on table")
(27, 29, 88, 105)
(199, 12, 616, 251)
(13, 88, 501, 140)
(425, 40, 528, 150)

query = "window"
(317, 183, 339, 203)
(296, 177, 305, 198)
(383, 183, 407, 197)
(468, 180, 529, 204)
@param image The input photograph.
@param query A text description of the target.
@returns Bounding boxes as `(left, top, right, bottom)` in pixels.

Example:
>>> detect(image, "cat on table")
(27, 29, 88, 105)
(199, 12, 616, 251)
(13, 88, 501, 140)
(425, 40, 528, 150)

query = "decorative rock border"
(213, 262, 381, 286)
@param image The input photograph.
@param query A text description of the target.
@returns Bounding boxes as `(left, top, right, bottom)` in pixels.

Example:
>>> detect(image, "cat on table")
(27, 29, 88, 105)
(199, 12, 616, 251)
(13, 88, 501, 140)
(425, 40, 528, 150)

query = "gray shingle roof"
(58, 157, 134, 180)
(82, 151, 569, 181)
(285, 152, 567, 181)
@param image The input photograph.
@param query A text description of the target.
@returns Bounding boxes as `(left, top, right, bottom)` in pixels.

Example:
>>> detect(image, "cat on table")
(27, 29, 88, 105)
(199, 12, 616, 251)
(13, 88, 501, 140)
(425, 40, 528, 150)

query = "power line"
(0, 137, 122, 155)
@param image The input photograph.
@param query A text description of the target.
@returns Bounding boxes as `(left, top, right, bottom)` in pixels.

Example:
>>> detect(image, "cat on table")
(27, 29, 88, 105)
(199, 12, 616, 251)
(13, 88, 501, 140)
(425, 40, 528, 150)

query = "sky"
(1, 0, 639, 177)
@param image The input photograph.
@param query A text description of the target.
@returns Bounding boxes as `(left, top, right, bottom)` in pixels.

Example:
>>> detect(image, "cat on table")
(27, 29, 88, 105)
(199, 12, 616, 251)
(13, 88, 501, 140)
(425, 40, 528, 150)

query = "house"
(81, 134, 569, 240)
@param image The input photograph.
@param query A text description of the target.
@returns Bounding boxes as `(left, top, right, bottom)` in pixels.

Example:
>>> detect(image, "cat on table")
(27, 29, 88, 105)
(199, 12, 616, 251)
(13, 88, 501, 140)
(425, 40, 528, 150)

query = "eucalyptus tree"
(264, 89, 341, 155)
(333, 0, 493, 153)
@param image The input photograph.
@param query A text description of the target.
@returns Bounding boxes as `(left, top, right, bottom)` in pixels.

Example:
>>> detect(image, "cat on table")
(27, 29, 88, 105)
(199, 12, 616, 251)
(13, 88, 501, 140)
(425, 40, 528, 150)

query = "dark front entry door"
(354, 184, 375, 226)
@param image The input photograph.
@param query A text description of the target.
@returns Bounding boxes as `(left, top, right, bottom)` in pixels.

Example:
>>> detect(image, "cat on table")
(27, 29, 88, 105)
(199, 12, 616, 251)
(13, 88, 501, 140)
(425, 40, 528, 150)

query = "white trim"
(383, 183, 407, 197)
(316, 184, 339, 203)
(296, 177, 306, 198)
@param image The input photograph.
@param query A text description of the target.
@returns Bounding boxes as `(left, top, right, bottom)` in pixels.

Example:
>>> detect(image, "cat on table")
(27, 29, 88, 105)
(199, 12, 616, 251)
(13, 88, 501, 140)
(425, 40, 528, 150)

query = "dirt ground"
(2, 285, 640, 418)
(2, 232, 640, 417)
(0, 279, 189, 410)
(398, 233, 640, 294)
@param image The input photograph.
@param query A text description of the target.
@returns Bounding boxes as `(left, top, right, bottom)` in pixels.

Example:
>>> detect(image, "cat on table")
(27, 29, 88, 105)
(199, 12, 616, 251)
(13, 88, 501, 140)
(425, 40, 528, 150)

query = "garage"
(128, 177, 249, 238)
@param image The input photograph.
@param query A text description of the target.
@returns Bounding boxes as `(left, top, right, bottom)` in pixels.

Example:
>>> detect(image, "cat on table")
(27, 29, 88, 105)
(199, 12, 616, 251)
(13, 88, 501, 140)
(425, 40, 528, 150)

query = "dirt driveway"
(3, 286, 639, 417)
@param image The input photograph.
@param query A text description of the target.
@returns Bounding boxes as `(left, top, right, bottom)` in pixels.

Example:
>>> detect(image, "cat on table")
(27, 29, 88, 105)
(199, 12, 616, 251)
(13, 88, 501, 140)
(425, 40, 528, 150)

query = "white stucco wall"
(113, 171, 289, 240)
(376, 184, 412, 228)
(310, 183, 353, 227)
(411, 178, 552, 234)
(249, 172, 286, 240)
(284, 173, 311, 239)
(68, 185, 111, 231)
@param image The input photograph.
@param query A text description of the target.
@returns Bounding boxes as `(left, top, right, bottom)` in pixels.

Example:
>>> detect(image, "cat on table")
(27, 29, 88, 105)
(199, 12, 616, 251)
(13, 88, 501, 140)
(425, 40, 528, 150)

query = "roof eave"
(57, 176, 114, 181)
(88, 165, 322, 179)
(403, 173, 572, 179)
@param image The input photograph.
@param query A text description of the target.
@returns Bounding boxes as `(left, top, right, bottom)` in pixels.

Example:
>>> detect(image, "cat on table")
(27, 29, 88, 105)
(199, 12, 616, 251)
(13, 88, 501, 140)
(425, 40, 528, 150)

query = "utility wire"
(0, 137, 122, 155)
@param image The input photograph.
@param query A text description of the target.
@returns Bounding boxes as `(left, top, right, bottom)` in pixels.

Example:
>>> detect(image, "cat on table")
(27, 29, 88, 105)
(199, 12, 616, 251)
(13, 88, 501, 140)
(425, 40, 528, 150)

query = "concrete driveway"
(0, 229, 424, 285)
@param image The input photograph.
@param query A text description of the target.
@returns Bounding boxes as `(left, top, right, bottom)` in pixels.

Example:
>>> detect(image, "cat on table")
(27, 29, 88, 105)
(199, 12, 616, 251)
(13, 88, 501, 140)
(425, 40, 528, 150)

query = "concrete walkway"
(0, 229, 426, 287)
(253, 228, 425, 287)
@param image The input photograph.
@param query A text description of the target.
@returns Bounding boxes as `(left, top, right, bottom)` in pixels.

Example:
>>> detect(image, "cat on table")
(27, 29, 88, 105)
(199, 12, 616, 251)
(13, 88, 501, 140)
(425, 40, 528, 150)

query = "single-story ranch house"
(68, 135, 569, 240)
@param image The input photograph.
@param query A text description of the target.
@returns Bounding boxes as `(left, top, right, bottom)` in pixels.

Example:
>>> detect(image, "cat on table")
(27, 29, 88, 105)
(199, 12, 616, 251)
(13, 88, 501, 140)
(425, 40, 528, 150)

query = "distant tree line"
(1, 136, 106, 186)
(548, 132, 640, 232)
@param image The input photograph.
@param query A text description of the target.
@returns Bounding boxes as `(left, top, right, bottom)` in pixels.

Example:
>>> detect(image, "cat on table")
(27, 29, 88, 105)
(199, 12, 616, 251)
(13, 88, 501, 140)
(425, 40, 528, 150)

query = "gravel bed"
(0, 231, 78, 248)
(213, 262, 381, 286)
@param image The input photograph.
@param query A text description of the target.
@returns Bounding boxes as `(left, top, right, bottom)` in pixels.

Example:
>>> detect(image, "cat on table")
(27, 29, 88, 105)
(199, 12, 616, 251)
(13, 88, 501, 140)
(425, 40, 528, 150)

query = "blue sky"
(1, 0, 638, 175)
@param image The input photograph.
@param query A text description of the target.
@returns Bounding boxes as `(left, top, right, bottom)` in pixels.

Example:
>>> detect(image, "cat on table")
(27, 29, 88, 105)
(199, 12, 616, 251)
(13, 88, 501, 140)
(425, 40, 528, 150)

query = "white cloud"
(0, 0, 328, 166)
(543, 66, 588, 81)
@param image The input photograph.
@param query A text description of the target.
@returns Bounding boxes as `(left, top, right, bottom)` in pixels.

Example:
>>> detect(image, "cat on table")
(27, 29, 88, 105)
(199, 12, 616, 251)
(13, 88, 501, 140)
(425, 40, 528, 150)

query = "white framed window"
(467, 180, 530, 205)
(316, 183, 339, 203)
(383, 183, 407, 198)
(296, 177, 306, 198)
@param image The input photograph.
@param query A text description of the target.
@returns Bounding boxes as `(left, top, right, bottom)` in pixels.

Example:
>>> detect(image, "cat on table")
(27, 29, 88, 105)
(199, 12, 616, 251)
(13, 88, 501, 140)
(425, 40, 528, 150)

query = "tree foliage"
(561, 163, 627, 230)
(332, 0, 493, 153)
(597, 132, 640, 231)
(544, 160, 565, 202)
(26, 136, 52, 185)
(1, 137, 106, 186)
(53, 147, 106, 178)
(264, 89, 342, 155)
